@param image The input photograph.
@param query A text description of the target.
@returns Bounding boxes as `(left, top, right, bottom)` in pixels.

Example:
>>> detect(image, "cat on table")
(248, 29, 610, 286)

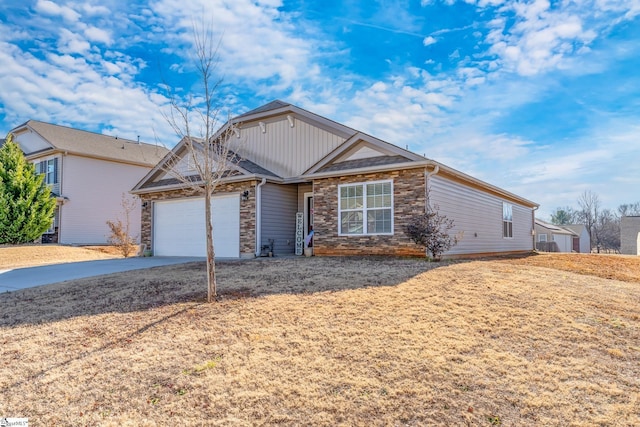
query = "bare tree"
(596, 208, 620, 253)
(577, 190, 601, 252)
(160, 24, 240, 302)
(618, 202, 640, 217)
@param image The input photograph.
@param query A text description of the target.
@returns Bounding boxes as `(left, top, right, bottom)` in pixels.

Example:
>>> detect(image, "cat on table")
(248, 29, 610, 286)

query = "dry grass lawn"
(1, 253, 639, 426)
(0, 245, 121, 270)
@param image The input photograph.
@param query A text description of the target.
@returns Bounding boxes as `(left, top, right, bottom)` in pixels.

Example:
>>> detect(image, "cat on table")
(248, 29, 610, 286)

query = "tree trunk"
(204, 190, 216, 302)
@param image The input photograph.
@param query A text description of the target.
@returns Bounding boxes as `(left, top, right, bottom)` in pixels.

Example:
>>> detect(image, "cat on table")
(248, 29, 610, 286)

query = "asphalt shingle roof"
(23, 120, 168, 167)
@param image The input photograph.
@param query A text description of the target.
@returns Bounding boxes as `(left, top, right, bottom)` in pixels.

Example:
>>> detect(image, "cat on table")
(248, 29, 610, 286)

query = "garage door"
(153, 194, 240, 257)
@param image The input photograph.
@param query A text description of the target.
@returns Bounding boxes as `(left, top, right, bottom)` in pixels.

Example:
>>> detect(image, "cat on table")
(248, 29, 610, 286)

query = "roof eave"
(131, 173, 282, 195)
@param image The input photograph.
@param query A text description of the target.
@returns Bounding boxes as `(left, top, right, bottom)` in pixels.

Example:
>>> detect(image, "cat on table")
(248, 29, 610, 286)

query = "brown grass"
(502, 252, 640, 283)
(0, 245, 121, 270)
(1, 254, 639, 426)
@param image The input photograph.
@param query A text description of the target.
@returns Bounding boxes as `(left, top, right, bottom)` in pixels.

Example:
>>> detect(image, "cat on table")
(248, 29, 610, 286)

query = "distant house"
(620, 216, 640, 255)
(562, 224, 591, 253)
(9, 120, 168, 245)
(534, 219, 579, 252)
(132, 100, 539, 258)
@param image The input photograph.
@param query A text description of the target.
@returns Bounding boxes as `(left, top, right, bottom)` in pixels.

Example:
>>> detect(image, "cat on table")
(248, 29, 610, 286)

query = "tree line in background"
(550, 190, 640, 253)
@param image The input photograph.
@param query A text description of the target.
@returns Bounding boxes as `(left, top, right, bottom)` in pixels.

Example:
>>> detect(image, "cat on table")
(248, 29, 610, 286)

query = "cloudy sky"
(1, 0, 639, 218)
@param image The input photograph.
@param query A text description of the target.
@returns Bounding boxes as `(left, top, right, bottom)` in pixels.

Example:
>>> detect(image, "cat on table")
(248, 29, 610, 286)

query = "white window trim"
(338, 179, 394, 236)
(538, 233, 547, 242)
(502, 202, 513, 239)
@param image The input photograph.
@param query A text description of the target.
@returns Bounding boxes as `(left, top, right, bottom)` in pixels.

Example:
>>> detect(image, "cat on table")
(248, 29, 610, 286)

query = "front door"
(304, 192, 313, 245)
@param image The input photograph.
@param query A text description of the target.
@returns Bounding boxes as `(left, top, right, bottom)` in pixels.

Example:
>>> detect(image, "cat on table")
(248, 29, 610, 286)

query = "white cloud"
(34, 0, 80, 22)
(57, 28, 91, 54)
(423, 36, 437, 46)
(84, 26, 112, 45)
(149, 0, 330, 94)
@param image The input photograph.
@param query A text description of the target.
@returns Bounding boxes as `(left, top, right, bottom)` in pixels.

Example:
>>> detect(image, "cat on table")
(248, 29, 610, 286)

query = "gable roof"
(236, 100, 290, 118)
(133, 100, 538, 208)
(535, 219, 578, 236)
(132, 137, 281, 193)
(10, 120, 168, 167)
(562, 224, 587, 235)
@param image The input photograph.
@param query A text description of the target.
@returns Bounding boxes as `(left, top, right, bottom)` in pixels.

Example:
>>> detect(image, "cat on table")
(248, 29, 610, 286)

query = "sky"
(1, 0, 639, 219)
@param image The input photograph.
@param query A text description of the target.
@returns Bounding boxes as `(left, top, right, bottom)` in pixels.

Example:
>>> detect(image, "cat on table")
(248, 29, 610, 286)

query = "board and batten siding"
(239, 116, 346, 178)
(59, 155, 148, 244)
(429, 175, 534, 255)
(260, 183, 298, 255)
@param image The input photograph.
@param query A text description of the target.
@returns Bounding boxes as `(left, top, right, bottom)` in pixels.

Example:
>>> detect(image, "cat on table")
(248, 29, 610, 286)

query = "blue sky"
(1, 0, 639, 219)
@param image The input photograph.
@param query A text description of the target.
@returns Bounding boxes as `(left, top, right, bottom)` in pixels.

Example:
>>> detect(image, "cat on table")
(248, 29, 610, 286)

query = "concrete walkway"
(0, 257, 203, 293)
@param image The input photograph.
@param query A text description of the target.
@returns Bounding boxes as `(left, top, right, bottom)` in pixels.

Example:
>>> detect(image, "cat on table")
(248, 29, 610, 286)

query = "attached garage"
(153, 194, 240, 257)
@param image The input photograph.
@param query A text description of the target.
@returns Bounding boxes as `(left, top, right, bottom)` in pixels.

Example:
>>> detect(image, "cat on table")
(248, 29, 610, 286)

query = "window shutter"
(53, 157, 59, 183)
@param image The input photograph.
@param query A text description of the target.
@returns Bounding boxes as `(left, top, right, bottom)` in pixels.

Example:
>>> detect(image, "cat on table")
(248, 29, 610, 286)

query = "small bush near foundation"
(403, 205, 459, 261)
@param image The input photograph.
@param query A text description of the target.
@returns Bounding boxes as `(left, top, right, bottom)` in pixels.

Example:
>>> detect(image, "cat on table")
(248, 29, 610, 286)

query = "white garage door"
(153, 194, 240, 257)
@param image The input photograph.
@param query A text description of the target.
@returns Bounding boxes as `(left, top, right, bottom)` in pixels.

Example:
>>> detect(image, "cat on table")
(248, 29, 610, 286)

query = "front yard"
(1, 253, 639, 426)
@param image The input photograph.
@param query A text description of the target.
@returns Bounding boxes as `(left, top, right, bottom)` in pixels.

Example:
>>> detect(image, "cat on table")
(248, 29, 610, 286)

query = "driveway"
(0, 257, 203, 293)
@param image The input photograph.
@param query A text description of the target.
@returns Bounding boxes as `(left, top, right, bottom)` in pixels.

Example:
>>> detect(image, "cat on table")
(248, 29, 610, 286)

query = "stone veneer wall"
(313, 168, 426, 256)
(139, 180, 257, 256)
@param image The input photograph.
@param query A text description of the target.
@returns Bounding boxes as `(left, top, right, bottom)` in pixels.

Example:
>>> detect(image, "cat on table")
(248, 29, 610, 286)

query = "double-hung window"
(502, 202, 513, 238)
(36, 158, 58, 185)
(339, 180, 393, 235)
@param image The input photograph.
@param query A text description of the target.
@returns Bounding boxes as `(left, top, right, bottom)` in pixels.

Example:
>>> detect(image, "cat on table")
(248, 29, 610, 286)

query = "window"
(538, 233, 547, 242)
(45, 207, 59, 234)
(339, 180, 393, 235)
(502, 202, 513, 238)
(36, 158, 58, 185)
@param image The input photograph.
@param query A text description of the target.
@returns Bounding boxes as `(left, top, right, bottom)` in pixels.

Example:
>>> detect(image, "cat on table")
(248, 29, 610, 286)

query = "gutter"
(254, 178, 267, 257)
(532, 206, 539, 251)
(425, 164, 439, 211)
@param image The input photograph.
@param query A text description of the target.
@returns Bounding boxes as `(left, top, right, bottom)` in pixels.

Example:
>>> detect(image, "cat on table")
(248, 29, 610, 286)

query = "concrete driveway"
(0, 257, 203, 293)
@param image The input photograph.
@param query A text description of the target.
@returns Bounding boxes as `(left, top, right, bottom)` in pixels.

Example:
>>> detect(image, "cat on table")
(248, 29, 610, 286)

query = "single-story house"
(132, 100, 538, 258)
(562, 224, 591, 253)
(534, 219, 578, 252)
(620, 216, 640, 255)
(9, 120, 168, 244)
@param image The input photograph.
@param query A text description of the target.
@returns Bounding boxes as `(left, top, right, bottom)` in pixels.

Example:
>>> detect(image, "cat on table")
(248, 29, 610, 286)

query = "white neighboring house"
(562, 224, 591, 253)
(534, 219, 583, 253)
(9, 120, 168, 245)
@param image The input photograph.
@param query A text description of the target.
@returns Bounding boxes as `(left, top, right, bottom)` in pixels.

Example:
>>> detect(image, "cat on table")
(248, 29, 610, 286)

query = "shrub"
(106, 194, 138, 257)
(403, 205, 459, 260)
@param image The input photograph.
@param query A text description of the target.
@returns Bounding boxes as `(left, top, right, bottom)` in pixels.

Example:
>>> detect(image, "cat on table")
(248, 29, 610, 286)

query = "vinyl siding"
(430, 175, 533, 255)
(239, 116, 345, 178)
(552, 234, 573, 252)
(260, 183, 298, 255)
(59, 155, 148, 244)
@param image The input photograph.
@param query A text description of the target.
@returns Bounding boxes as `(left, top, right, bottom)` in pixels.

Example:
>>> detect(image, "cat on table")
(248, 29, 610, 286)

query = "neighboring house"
(9, 120, 168, 244)
(620, 216, 640, 255)
(562, 224, 591, 253)
(132, 100, 538, 258)
(534, 219, 578, 252)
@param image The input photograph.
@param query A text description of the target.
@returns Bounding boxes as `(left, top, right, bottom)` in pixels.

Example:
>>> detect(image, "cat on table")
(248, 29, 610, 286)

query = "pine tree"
(0, 134, 56, 244)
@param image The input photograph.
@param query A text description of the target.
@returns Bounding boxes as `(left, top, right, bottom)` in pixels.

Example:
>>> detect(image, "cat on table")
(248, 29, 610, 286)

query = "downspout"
(425, 164, 439, 212)
(254, 178, 267, 257)
(532, 206, 539, 252)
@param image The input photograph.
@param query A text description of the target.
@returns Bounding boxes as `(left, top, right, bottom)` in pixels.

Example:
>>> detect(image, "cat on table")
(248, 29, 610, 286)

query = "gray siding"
(430, 176, 534, 255)
(261, 183, 298, 255)
(621, 216, 640, 255)
(239, 116, 346, 178)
